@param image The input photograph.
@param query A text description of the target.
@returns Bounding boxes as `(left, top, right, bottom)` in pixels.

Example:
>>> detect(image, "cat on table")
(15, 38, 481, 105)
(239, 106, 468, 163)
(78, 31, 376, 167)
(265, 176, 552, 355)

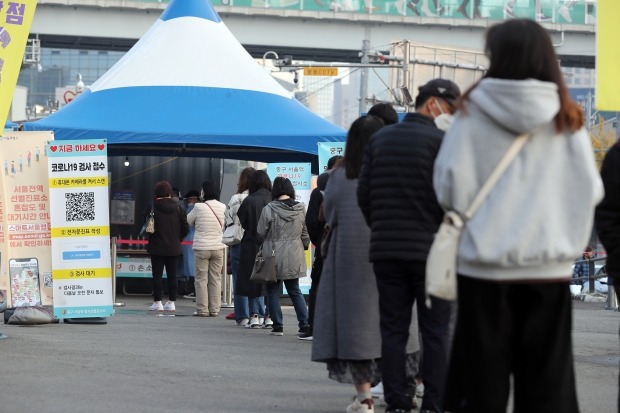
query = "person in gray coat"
(313, 116, 422, 413)
(257, 177, 310, 337)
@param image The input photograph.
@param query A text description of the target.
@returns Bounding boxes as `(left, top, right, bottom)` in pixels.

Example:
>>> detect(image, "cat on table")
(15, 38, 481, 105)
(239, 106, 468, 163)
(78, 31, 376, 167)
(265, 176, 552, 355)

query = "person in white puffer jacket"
(434, 20, 603, 413)
(187, 180, 226, 317)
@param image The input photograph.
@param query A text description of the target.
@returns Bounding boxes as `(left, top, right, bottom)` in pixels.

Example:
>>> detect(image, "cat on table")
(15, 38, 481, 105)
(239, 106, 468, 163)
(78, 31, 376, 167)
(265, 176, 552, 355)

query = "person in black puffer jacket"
(145, 180, 189, 313)
(357, 78, 460, 413)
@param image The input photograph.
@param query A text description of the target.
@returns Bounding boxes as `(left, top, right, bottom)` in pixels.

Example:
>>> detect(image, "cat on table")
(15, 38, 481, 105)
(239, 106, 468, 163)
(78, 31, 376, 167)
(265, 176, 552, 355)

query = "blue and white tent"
(24, 0, 345, 163)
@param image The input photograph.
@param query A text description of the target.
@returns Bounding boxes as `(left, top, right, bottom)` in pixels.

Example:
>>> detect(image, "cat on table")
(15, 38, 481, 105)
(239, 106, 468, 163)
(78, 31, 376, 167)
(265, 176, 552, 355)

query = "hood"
(154, 198, 180, 214)
(269, 199, 304, 221)
(468, 78, 560, 134)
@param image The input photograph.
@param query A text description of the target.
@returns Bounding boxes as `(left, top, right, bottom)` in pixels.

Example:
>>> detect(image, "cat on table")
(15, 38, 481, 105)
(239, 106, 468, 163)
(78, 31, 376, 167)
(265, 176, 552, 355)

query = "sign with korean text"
(0, 131, 54, 307)
(0, 0, 38, 130)
(303, 67, 338, 76)
(48, 139, 113, 318)
(318, 142, 345, 173)
(266, 163, 312, 294)
(597, 0, 620, 110)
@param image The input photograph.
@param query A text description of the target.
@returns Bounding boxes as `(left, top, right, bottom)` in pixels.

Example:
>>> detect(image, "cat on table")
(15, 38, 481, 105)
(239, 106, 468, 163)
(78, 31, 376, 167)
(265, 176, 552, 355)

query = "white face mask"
(200, 189, 204, 201)
(434, 113, 455, 131)
(431, 98, 455, 131)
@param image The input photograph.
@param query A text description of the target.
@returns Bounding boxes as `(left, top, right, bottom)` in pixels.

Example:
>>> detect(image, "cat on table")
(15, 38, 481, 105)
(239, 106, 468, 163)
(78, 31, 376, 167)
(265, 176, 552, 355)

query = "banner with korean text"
(0, 131, 54, 307)
(266, 163, 312, 294)
(596, 0, 620, 110)
(0, 0, 38, 129)
(318, 142, 345, 174)
(47, 139, 113, 318)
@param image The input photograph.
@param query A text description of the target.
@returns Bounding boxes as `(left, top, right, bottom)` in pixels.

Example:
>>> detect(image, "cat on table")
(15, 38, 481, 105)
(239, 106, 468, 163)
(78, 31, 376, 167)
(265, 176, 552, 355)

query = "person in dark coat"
(594, 142, 620, 413)
(357, 78, 460, 413)
(145, 180, 189, 312)
(236, 170, 273, 326)
(301, 155, 342, 341)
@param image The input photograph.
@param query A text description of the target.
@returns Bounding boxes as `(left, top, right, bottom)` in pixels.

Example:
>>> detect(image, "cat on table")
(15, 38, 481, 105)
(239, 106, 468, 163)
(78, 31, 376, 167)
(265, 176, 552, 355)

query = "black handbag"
(250, 224, 277, 283)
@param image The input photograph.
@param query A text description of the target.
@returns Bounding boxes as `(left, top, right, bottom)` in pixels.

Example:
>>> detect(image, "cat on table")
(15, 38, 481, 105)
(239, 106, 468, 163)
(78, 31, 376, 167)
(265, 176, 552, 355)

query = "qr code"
(65, 192, 95, 221)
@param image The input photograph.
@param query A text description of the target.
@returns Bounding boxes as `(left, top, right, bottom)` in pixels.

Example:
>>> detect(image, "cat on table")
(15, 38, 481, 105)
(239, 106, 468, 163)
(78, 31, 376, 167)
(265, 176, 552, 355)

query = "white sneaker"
(237, 317, 250, 327)
(163, 301, 175, 311)
(346, 398, 374, 413)
(249, 314, 262, 328)
(149, 301, 164, 311)
(370, 382, 383, 398)
(262, 316, 274, 328)
(415, 382, 424, 398)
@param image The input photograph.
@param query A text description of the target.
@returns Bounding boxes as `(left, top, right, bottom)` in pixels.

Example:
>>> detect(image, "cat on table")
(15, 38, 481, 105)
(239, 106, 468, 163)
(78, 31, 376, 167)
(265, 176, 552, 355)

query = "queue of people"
(139, 18, 611, 413)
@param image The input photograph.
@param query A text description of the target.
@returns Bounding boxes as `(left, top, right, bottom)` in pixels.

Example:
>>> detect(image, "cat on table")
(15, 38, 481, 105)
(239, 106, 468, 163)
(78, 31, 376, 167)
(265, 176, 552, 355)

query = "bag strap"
(205, 201, 223, 228)
(463, 132, 530, 220)
(149, 202, 154, 216)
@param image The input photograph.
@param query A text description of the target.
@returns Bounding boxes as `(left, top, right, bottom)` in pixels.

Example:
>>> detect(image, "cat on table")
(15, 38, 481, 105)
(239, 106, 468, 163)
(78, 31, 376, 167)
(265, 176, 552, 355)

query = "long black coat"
(236, 188, 271, 297)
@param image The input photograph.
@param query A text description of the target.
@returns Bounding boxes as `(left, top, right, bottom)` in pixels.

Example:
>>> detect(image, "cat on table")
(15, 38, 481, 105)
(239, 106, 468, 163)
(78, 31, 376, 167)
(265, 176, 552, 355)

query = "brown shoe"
(193, 312, 209, 317)
(208, 313, 219, 317)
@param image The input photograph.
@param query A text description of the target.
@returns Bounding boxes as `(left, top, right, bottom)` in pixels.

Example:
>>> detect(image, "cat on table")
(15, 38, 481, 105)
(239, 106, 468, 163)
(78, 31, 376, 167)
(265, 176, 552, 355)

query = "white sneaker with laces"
(346, 398, 374, 413)
(150, 301, 164, 311)
(237, 317, 250, 326)
(163, 301, 175, 311)
(249, 314, 262, 328)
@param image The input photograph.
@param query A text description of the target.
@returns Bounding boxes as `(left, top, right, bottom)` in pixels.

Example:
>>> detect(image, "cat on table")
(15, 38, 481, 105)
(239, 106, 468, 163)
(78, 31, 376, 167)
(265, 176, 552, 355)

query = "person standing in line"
(181, 190, 200, 299)
(237, 170, 273, 328)
(146, 180, 189, 312)
(357, 78, 460, 413)
(257, 177, 310, 336)
(224, 167, 260, 326)
(187, 180, 226, 317)
(367, 103, 399, 126)
(313, 115, 423, 413)
(434, 19, 602, 413)
(301, 155, 342, 341)
(595, 142, 620, 413)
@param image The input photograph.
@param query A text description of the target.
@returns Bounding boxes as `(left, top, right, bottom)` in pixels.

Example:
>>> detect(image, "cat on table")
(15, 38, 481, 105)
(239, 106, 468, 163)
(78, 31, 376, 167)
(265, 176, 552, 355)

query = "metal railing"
(571, 256, 617, 311)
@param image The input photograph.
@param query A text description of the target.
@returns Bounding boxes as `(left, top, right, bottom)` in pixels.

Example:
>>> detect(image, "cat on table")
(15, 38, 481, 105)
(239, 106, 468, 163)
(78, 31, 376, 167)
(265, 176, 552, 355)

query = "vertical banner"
(0, 0, 38, 129)
(0, 131, 54, 307)
(266, 163, 312, 294)
(47, 140, 113, 318)
(596, 0, 620, 111)
(318, 142, 345, 174)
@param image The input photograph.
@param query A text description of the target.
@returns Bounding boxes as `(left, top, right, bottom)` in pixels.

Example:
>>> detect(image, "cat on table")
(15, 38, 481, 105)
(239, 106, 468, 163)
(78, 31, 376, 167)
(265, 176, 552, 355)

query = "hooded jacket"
(257, 198, 310, 280)
(145, 197, 190, 256)
(433, 78, 603, 281)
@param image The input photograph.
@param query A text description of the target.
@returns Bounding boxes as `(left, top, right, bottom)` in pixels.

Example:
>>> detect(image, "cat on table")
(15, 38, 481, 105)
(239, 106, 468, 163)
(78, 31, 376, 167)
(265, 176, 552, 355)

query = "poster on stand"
(266, 163, 313, 294)
(47, 139, 113, 318)
(0, 131, 55, 307)
(318, 142, 345, 174)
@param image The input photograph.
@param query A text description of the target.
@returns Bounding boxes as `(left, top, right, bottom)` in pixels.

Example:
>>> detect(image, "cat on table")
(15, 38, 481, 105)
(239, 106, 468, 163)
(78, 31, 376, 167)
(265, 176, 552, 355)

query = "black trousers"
(374, 260, 451, 412)
(150, 255, 179, 302)
(307, 251, 324, 331)
(444, 275, 579, 413)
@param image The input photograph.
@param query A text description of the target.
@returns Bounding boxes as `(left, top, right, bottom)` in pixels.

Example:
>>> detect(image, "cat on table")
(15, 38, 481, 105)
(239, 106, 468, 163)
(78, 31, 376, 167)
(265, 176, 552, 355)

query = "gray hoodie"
(257, 199, 310, 280)
(434, 78, 603, 281)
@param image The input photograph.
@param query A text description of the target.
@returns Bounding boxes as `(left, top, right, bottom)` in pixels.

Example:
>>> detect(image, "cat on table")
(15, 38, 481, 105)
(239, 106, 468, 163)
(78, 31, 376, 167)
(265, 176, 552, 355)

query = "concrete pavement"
(0, 296, 617, 413)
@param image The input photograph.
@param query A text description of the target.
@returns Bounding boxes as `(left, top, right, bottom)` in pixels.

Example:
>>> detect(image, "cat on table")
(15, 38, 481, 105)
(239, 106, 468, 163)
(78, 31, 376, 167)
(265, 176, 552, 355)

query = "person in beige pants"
(187, 180, 226, 317)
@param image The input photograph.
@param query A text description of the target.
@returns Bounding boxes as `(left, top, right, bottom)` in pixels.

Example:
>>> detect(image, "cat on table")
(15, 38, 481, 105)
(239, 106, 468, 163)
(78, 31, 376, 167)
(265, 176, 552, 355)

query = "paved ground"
(0, 296, 617, 413)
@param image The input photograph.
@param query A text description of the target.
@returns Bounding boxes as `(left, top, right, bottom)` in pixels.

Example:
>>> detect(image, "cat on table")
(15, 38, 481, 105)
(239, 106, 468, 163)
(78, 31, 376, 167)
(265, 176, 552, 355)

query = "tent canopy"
(23, 0, 345, 164)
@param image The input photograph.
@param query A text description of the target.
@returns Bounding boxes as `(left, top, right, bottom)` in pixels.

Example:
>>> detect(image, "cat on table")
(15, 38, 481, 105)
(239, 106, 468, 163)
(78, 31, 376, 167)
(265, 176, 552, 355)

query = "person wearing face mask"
(357, 78, 460, 413)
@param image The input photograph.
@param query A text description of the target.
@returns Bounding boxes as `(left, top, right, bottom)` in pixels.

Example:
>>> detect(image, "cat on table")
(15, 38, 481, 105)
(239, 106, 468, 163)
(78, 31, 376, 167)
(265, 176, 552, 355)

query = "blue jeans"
(266, 279, 308, 328)
(231, 245, 265, 321)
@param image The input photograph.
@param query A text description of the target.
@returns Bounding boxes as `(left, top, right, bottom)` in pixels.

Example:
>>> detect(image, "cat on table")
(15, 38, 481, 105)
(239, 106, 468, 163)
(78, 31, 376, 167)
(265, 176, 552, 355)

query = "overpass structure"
(31, 0, 595, 66)
(15, 0, 597, 126)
